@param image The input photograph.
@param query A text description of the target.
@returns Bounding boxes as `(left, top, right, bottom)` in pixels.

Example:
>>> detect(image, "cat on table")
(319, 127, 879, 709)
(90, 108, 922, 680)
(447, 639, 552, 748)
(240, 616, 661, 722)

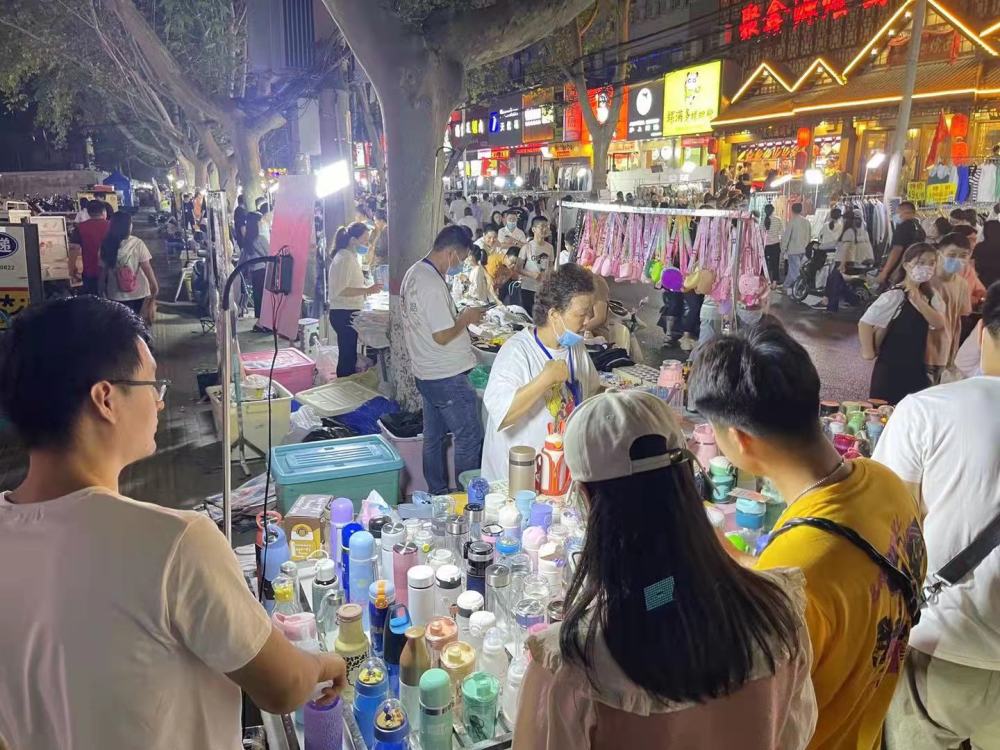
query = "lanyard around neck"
(533, 328, 576, 386)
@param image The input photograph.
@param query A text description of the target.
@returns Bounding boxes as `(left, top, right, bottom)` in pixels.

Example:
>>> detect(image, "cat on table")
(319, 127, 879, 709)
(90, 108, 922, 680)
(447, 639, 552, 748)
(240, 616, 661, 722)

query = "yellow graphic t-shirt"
(756, 458, 926, 750)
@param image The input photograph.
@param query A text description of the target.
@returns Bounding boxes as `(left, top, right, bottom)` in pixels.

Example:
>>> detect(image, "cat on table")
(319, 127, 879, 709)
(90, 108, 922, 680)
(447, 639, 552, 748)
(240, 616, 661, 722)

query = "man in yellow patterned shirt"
(690, 317, 926, 750)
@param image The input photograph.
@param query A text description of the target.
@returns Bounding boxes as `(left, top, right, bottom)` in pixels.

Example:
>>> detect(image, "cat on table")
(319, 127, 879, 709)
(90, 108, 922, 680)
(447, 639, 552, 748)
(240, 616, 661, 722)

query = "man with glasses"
(0, 297, 346, 749)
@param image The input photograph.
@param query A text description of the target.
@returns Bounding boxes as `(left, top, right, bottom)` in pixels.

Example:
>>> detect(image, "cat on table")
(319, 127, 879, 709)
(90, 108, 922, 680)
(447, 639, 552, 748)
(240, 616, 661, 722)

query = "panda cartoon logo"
(684, 72, 701, 106)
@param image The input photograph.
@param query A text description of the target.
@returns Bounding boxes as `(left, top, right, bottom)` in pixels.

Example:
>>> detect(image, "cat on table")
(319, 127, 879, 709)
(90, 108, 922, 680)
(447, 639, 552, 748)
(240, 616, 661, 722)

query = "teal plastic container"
(271, 435, 404, 513)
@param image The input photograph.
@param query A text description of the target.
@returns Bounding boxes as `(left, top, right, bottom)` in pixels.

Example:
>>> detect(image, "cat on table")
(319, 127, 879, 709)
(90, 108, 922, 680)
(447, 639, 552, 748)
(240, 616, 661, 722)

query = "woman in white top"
(100, 211, 159, 320)
(468, 244, 501, 306)
(327, 222, 381, 378)
(815, 208, 842, 251)
(762, 204, 784, 289)
(480, 264, 600, 481)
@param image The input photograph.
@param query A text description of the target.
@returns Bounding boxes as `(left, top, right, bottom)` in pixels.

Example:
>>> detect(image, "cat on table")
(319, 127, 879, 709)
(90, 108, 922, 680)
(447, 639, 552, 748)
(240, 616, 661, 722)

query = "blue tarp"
(102, 169, 134, 207)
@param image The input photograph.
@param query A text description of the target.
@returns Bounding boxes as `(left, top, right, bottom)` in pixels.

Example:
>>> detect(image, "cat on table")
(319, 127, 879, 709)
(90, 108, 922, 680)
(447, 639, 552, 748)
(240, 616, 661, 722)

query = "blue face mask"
(555, 315, 583, 347)
(942, 257, 964, 274)
(447, 252, 464, 276)
(356, 244, 369, 255)
(506, 221, 517, 231)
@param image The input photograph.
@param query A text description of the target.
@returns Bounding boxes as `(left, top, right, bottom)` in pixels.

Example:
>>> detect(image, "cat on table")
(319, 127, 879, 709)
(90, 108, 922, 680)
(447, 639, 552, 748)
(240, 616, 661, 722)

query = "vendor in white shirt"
(328, 222, 382, 378)
(519, 216, 554, 315)
(481, 264, 601, 482)
(498, 211, 527, 250)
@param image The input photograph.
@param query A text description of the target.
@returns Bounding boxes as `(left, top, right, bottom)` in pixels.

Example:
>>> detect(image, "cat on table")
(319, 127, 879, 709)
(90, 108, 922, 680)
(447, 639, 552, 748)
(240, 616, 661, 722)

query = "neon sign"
(739, 0, 885, 38)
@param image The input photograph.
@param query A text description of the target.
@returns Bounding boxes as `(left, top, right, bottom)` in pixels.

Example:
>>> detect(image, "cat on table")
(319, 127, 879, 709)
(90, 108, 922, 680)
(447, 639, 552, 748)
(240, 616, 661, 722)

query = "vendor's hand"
(313, 654, 347, 705)
(366, 283, 383, 295)
(458, 306, 486, 328)
(542, 359, 570, 387)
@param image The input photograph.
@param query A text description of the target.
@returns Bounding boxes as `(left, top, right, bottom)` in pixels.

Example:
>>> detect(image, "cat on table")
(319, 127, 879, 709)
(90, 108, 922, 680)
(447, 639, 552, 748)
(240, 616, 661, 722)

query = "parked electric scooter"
(789, 241, 876, 308)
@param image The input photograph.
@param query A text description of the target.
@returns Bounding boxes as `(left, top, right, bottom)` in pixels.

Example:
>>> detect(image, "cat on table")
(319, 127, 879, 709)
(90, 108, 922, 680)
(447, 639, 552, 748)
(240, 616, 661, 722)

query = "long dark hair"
(244, 212, 262, 249)
(561, 439, 801, 704)
(763, 203, 774, 232)
(838, 208, 861, 241)
(100, 211, 133, 268)
(330, 221, 368, 259)
(891, 241, 938, 296)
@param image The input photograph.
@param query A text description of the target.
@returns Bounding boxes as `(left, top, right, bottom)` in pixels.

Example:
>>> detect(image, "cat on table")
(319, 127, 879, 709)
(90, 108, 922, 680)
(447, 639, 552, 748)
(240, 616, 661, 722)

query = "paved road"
(608, 280, 873, 402)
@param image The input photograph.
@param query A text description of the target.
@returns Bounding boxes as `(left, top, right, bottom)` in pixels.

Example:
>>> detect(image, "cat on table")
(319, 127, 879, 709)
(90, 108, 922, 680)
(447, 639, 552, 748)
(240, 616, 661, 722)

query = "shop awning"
(713, 59, 984, 129)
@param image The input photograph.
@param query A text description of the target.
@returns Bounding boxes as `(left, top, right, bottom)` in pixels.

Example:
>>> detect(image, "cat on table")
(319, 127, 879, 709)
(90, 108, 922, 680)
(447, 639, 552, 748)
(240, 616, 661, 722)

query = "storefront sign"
(662, 61, 722, 137)
(563, 84, 584, 142)
(488, 94, 522, 147)
(522, 88, 555, 143)
(925, 182, 957, 204)
(906, 181, 927, 202)
(0, 223, 42, 330)
(627, 79, 665, 140)
(886, 27, 961, 66)
(739, 0, 885, 39)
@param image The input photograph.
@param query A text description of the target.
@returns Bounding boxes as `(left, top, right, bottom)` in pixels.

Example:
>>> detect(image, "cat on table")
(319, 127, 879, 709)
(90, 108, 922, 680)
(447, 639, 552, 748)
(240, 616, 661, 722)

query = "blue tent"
(102, 170, 134, 208)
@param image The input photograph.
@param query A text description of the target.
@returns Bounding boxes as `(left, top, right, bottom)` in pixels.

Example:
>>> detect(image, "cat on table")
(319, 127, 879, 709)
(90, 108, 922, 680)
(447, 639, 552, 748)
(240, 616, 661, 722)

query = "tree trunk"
(233, 120, 264, 207)
(356, 84, 385, 174)
(177, 153, 196, 187)
(195, 160, 210, 191)
(207, 161, 220, 190)
(591, 131, 611, 197)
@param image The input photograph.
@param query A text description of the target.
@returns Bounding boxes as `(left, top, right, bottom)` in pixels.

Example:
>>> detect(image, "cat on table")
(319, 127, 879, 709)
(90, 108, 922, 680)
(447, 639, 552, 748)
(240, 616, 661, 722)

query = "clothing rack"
(558, 201, 756, 330)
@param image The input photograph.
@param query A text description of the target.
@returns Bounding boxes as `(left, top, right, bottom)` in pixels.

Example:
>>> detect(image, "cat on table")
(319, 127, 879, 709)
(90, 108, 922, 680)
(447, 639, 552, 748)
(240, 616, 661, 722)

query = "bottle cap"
(356, 656, 388, 694)
(468, 477, 491, 506)
(407, 564, 435, 590)
(440, 641, 476, 675)
(368, 515, 390, 539)
(521, 526, 548, 552)
(498, 504, 521, 528)
(456, 590, 485, 618)
(547, 524, 570, 546)
(446, 514, 468, 537)
(419, 668, 453, 710)
(514, 490, 536, 513)
(469, 610, 496, 638)
(280, 560, 298, 578)
(506, 553, 532, 576)
(435, 564, 462, 590)
(496, 535, 521, 556)
(373, 698, 409, 743)
(480, 523, 504, 544)
(462, 672, 501, 707)
(424, 616, 458, 650)
(482, 627, 506, 655)
(369, 579, 395, 606)
(413, 528, 434, 553)
(330, 497, 355, 524)
(349, 531, 376, 561)
(381, 521, 406, 548)
(393, 541, 418, 557)
(341, 522, 363, 551)
(506, 656, 529, 689)
(315, 558, 338, 586)
(336, 602, 362, 624)
(280, 612, 318, 643)
(403, 518, 422, 541)
(427, 548, 455, 570)
(466, 541, 494, 565)
(486, 563, 511, 588)
(484, 493, 507, 520)
(529, 502, 553, 528)
(466, 502, 484, 525)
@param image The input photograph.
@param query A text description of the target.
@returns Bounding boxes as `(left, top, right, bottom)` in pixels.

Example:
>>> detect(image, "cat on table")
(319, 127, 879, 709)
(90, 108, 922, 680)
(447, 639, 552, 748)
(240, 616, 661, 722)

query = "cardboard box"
(284, 494, 330, 561)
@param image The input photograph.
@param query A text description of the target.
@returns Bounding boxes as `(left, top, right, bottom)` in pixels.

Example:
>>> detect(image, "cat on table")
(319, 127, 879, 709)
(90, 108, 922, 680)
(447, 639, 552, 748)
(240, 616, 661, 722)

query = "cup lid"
(408, 564, 435, 589)
(462, 671, 500, 705)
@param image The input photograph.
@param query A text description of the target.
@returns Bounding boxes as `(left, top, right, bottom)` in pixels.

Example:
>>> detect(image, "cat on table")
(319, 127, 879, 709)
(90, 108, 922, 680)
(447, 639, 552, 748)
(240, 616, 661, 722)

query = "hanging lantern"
(797, 127, 812, 149)
(952, 140, 970, 159)
(950, 113, 969, 138)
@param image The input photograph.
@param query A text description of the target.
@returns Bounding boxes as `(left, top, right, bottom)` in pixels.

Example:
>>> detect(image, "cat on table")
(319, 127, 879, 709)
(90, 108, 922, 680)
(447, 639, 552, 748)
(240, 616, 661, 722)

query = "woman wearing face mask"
(859, 243, 947, 404)
(328, 222, 382, 378)
(927, 233, 974, 384)
(514, 390, 815, 750)
(480, 264, 601, 481)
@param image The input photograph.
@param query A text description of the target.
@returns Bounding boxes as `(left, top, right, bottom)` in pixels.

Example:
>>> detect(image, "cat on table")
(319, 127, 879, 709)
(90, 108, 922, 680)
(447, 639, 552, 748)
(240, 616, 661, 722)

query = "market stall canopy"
(101, 170, 134, 208)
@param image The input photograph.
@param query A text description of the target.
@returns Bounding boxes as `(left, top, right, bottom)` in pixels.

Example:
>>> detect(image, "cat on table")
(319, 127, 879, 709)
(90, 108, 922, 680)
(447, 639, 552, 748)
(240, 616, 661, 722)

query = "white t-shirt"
(481, 328, 600, 481)
(0, 488, 271, 750)
(449, 198, 468, 223)
(498, 226, 526, 249)
(860, 288, 945, 330)
(872, 376, 1000, 668)
(105, 236, 153, 302)
(328, 248, 365, 310)
(469, 265, 496, 305)
(401, 259, 477, 381)
(458, 215, 479, 235)
(519, 240, 553, 293)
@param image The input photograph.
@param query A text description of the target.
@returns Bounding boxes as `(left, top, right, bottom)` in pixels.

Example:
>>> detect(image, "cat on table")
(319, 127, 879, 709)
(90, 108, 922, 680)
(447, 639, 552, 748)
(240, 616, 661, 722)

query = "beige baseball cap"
(564, 390, 687, 482)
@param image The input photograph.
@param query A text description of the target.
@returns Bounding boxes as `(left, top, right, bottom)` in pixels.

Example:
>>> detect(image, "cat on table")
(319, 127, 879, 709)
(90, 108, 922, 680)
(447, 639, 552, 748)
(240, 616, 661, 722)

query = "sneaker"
(679, 334, 695, 351)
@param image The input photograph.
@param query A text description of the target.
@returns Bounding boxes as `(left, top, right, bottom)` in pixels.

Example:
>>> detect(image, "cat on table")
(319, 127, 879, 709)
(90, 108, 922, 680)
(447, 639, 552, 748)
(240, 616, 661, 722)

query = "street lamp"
(514, 175, 525, 188)
(805, 168, 823, 207)
(495, 176, 507, 189)
(315, 160, 350, 198)
(770, 174, 793, 188)
(862, 152, 886, 197)
(681, 160, 697, 174)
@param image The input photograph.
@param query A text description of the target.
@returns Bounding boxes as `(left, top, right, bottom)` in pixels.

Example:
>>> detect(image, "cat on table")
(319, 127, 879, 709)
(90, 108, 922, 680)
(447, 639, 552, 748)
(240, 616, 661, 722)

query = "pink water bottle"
(690, 423, 719, 470)
(393, 542, 418, 607)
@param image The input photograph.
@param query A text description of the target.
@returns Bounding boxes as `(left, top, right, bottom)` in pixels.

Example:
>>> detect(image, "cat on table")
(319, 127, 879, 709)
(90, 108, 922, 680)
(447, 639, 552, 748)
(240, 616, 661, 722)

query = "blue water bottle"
(372, 697, 410, 750)
(383, 604, 412, 697)
(368, 580, 395, 657)
(340, 522, 363, 601)
(353, 657, 389, 749)
(261, 522, 290, 613)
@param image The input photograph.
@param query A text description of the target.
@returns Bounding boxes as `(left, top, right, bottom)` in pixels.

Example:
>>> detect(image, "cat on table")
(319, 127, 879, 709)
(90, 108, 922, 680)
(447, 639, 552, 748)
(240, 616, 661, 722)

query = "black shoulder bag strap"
(768, 517, 922, 625)
(927, 512, 1000, 597)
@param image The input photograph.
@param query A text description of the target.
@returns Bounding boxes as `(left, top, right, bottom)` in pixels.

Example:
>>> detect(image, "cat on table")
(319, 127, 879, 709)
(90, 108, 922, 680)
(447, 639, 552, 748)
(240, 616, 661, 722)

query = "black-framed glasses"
(109, 379, 171, 401)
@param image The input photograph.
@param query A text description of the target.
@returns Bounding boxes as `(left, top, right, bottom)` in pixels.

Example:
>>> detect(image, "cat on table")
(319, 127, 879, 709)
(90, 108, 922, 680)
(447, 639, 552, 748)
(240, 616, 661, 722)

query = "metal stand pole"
(556, 203, 564, 267)
(884, 0, 927, 202)
(221, 303, 233, 545)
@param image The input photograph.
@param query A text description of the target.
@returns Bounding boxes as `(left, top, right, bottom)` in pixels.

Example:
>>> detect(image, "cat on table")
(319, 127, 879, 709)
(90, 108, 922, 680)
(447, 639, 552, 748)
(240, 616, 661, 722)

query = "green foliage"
(393, 0, 497, 26)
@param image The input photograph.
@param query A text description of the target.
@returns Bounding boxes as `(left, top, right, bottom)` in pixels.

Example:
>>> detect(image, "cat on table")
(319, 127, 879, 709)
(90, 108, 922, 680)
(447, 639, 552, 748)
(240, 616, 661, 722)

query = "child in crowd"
(926, 233, 973, 383)
(859, 243, 947, 404)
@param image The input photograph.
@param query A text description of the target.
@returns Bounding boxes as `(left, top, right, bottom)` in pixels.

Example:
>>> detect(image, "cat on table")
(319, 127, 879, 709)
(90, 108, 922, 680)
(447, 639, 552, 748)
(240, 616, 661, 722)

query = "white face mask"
(908, 264, 935, 283)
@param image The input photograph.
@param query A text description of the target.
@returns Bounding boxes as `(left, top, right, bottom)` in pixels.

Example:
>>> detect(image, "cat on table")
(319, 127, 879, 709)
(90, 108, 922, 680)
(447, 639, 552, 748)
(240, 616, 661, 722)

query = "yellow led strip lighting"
(731, 62, 794, 104)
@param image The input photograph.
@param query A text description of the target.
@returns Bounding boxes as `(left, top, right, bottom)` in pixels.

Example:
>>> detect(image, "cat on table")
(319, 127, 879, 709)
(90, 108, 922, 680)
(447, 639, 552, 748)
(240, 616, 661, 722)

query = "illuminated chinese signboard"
(739, 0, 886, 39)
(627, 79, 665, 140)
(522, 88, 555, 143)
(487, 94, 522, 147)
(661, 61, 722, 137)
(450, 107, 490, 149)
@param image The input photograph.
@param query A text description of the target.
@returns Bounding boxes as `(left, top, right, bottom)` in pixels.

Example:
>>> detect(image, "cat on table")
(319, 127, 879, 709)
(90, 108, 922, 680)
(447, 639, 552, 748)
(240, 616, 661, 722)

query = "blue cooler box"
(271, 435, 404, 513)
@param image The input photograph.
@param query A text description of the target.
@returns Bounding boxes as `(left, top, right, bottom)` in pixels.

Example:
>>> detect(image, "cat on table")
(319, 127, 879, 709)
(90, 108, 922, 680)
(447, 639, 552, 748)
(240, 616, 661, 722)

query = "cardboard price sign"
(906, 181, 927, 202)
(925, 183, 957, 205)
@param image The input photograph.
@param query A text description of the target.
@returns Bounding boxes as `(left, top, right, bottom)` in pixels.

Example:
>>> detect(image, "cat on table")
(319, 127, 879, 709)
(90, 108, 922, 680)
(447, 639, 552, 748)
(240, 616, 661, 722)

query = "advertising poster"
(522, 88, 555, 143)
(487, 94, 523, 147)
(29, 215, 71, 281)
(627, 79, 665, 140)
(0, 223, 43, 329)
(662, 60, 722, 137)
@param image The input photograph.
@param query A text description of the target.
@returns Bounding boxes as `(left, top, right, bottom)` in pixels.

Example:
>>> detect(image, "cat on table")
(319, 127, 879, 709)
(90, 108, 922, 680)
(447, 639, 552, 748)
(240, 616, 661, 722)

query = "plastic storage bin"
(270, 435, 404, 513)
(377, 419, 455, 497)
(240, 348, 316, 395)
(295, 379, 380, 417)
(208, 382, 293, 461)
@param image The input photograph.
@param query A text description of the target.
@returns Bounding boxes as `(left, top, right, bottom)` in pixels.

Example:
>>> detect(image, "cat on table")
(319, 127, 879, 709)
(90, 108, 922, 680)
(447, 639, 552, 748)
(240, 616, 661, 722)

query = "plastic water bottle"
(303, 697, 343, 750)
(372, 698, 410, 750)
(353, 657, 389, 749)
